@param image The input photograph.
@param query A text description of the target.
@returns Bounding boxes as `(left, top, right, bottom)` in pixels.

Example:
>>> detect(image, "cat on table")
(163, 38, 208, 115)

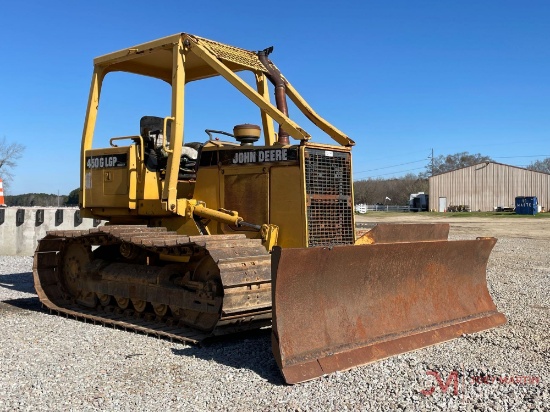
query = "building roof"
(430, 161, 550, 178)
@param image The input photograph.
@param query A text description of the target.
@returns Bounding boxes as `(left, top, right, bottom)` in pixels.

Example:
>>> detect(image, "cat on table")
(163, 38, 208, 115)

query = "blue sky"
(1, 1, 549, 195)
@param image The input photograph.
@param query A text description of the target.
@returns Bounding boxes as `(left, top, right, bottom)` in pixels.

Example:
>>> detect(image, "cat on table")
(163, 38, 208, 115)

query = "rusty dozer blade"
(271, 235, 506, 384)
(355, 223, 450, 244)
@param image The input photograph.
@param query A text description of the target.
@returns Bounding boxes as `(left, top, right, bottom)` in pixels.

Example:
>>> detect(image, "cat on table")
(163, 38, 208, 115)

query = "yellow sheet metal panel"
(221, 166, 269, 233)
(137, 177, 193, 216)
(83, 147, 131, 208)
(270, 165, 307, 248)
(103, 169, 127, 196)
(193, 168, 220, 209)
(138, 200, 170, 216)
(160, 216, 200, 236)
(139, 168, 163, 200)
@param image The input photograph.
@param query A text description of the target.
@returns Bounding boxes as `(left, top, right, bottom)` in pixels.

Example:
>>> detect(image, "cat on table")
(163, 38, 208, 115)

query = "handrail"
(163, 117, 175, 153)
(109, 135, 144, 161)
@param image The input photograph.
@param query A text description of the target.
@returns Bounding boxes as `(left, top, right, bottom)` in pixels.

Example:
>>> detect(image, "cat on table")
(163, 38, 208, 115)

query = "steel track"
(33, 225, 272, 344)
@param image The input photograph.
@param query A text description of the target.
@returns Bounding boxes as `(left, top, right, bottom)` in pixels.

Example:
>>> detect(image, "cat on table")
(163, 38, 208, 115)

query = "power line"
(353, 153, 549, 180)
(355, 166, 426, 180)
(357, 150, 431, 165)
(354, 158, 428, 174)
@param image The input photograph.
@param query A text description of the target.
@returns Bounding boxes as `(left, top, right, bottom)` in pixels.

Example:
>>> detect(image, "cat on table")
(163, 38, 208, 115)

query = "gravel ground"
(0, 230, 548, 411)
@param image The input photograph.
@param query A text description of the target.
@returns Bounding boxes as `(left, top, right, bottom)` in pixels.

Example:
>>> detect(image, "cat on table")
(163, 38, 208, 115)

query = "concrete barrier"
(0, 207, 104, 256)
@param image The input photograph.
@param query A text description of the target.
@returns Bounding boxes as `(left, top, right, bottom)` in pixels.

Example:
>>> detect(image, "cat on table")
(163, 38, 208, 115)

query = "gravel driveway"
(0, 217, 548, 411)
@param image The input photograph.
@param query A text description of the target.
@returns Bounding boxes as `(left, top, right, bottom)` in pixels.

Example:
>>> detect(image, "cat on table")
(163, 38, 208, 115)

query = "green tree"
(66, 188, 80, 205)
(526, 158, 550, 174)
(5, 193, 69, 207)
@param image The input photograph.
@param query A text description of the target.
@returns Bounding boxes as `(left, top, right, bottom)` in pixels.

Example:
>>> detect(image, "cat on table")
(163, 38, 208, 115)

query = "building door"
(438, 197, 447, 212)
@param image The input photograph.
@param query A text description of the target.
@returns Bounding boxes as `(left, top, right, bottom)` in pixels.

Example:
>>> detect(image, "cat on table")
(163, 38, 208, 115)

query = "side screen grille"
(305, 148, 354, 247)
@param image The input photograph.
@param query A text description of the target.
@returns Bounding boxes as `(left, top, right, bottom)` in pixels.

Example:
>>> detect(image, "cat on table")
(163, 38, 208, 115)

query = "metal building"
(429, 162, 550, 212)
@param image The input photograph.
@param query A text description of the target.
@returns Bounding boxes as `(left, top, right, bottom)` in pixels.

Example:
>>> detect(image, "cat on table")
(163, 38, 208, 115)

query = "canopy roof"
(93, 33, 268, 83)
(89, 32, 355, 147)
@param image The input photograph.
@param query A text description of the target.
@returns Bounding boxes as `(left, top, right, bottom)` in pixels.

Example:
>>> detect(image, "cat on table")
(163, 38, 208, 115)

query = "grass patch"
(437, 211, 550, 218)
(356, 211, 550, 219)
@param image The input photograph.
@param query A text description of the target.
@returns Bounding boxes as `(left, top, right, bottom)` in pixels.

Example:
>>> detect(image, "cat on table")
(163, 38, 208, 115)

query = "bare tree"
(421, 152, 493, 177)
(0, 136, 25, 188)
(526, 158, 550, 174)
(354, 174, 428, 205)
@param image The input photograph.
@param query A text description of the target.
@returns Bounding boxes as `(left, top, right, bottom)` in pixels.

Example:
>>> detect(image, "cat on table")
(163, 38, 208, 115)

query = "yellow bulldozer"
(33, 33, 506, 384)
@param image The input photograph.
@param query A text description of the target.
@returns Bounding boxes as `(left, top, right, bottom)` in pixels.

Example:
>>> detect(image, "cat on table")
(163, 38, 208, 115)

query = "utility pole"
(431, 148, 434, 177)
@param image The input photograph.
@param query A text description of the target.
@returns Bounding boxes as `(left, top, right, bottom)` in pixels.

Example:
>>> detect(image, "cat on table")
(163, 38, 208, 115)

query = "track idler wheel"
(59, 242, 93, 303)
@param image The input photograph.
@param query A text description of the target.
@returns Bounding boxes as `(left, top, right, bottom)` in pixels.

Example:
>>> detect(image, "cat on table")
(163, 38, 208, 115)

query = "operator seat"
(179, 142, 203, 180)
(139, 116, 202, 180)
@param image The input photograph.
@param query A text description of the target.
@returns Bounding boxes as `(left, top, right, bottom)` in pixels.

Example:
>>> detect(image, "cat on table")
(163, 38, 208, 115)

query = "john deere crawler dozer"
(33, 33, 506, 384)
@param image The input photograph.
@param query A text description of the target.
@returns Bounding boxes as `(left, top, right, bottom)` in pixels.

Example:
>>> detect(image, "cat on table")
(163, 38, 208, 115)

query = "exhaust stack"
(258, 47, 290, 145)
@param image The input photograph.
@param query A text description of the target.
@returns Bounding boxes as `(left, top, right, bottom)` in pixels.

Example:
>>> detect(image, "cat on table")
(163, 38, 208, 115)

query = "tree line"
(5, 189, 79, 207)
(354, 174, 428, 205)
